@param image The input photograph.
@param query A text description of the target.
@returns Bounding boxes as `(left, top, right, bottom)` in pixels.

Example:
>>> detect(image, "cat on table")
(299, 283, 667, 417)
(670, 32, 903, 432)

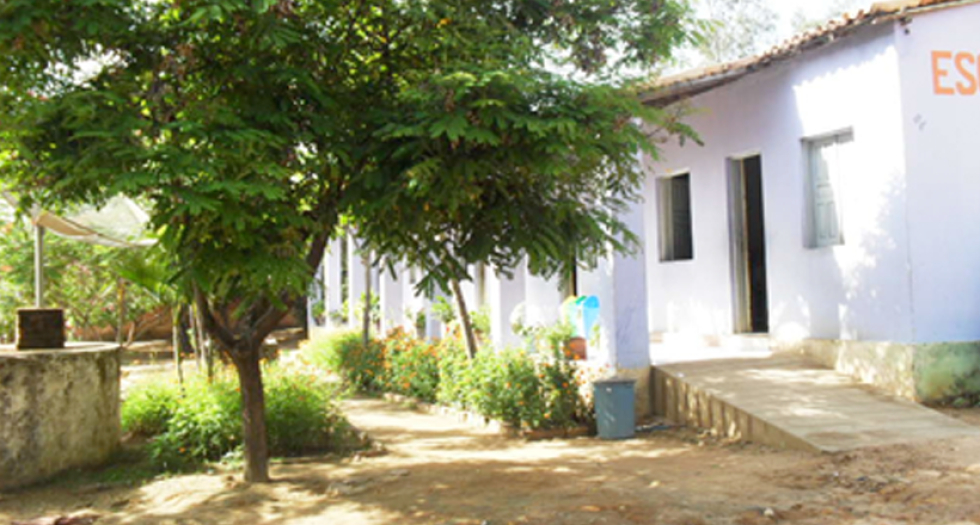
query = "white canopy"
(1, 192, 154, 248)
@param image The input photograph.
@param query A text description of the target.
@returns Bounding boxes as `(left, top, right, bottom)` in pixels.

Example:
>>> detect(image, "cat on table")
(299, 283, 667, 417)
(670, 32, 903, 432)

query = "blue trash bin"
(594, 377, 636, 440)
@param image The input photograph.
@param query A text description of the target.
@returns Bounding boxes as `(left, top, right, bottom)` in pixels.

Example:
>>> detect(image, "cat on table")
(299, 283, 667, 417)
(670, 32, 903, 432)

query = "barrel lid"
(594, 376, 636, 385)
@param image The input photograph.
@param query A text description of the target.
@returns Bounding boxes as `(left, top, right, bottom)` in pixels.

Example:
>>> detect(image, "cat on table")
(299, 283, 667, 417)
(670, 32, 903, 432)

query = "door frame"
(726, 152, 768, 334)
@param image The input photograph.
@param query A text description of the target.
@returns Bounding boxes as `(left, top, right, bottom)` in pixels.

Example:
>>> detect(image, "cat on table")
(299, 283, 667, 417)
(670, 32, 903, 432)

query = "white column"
(401, 266, 425, 337)
(346, 234, 366, 328)
(425, 286, 450, 340)
(307, 253, 326, 331)
(487, 263, 526, 349)
(578, 197, 652, 415)
(380, 262, 405, 333)
(325, 238, 344, 327)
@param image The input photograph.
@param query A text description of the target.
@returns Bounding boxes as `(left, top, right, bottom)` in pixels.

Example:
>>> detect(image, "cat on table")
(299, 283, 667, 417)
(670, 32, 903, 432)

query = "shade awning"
(1, 192, 154, 249)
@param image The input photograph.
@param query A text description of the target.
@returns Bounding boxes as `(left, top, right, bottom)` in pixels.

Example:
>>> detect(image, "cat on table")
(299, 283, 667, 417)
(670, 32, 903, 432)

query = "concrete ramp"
(653, 355, 979, 453)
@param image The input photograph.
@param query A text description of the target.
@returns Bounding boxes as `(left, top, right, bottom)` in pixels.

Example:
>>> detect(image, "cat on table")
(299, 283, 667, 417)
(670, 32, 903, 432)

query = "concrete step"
(719, 334, 772, 352)
(653, 355, 979, 453)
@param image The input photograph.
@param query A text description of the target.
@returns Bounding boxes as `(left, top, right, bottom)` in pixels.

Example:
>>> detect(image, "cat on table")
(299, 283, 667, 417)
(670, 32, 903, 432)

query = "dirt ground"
(4, 397, 980, 525)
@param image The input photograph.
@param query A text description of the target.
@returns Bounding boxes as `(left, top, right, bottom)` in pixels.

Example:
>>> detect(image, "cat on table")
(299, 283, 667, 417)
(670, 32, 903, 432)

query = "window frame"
(657, 172, 695, 263)
(803, 129, 854, 249)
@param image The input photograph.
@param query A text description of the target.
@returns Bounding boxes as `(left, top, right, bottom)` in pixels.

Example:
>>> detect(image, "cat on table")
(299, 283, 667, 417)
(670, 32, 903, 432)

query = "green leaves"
(429, 114, 469, 142)
(0, 0, 697, 345)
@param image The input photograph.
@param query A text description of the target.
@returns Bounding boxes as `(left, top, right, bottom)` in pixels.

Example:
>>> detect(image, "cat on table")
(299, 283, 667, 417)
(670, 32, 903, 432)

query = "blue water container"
(594, 377, 636, 440)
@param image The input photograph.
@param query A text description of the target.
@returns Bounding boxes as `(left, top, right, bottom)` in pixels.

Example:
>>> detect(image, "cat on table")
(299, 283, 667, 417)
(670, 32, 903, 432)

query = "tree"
(354, 71, 685, 359)
(0, 0, 693, 482)
(692, 0, 779, 64)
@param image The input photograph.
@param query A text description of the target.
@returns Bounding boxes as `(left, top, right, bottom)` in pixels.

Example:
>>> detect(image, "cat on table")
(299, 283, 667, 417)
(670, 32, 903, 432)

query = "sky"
(769, 0, 874, 40)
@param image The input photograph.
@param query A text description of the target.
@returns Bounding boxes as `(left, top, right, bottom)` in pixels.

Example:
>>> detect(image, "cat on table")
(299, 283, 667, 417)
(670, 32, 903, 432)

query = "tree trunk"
(232, 345, 270, 483)
(192, 305, 215, 382)
(189, 231, 332, 484)
(362, 252, 372, 348)
(116, 278, 127, 346)
(177, 305, 194, 356)
(451, 278, 479, 360)
(172, 310, 184, 387)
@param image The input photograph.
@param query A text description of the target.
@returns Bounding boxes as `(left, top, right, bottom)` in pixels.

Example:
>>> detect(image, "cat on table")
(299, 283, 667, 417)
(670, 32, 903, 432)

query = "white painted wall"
(523, 270, 564, 328)
(896, 3, 980, 343)
(643, 23, 916, 345)
(487, 263, 526, 349)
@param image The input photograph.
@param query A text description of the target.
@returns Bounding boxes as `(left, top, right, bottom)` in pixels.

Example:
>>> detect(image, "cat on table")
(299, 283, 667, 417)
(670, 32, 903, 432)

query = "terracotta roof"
(639, 0, 980, 106)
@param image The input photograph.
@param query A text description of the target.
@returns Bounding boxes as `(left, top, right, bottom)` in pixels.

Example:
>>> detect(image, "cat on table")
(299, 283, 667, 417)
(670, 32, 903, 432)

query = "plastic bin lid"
(594, 376, 637, 385)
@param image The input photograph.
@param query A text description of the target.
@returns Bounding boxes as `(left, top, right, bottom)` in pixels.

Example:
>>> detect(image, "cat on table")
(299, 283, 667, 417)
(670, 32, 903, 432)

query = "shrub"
(309, 324, 590, 432)
(470, 305, 492, 339)
(122, 363, 356, 471)
(437, 340, 584, 430)
(463, 347, 582, 430)
(122, 379, 182, 436)
(436, 338, 471, 407)
(305, 330, 385, 391)
(384, 328, 440, 402)
(264, 364, 356, 456)
(431, 296, 457, 325)
(148, 373, 241, 470)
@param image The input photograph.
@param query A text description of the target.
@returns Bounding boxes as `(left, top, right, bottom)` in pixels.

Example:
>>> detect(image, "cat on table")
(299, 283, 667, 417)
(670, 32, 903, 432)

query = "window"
(657, 174, 694, 261)
(805, 131, 853, 248)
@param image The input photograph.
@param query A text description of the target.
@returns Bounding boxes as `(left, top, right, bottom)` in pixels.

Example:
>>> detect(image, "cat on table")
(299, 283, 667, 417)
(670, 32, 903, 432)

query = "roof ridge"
(640, 0, 980, 106)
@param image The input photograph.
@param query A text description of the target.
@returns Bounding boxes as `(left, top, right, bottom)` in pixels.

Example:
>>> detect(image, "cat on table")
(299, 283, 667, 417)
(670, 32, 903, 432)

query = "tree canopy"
(0, 0, 695, 482)
(690, 0, 778, 65)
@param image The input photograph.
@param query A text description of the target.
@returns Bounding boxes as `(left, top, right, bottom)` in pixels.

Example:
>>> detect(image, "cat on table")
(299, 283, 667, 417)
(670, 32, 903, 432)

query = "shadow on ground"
(5, 400, 980, 525)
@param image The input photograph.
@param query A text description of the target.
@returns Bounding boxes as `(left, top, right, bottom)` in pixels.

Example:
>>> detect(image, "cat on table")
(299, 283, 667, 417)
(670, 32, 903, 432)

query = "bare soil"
(4, 401, 980, 525)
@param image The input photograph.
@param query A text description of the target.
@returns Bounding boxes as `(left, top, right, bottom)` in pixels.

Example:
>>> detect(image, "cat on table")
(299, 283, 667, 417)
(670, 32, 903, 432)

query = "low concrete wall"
(0, 345, 121, 491)
(774, 339, 980, 403)
(914, 342, 980, 402)
(616, 367, 654, 419)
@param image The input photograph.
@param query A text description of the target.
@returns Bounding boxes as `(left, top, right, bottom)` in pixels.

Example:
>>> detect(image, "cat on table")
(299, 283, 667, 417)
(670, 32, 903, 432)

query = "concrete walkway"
(653, 354, 980, 453)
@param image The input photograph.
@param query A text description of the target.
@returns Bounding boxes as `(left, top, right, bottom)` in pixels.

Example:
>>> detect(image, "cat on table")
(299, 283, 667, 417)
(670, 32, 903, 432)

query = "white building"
(313, 0, 980, 410)
(640, 0, 980, 402)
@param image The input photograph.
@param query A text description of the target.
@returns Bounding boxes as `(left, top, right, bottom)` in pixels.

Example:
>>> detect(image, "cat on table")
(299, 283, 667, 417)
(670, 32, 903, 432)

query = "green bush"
(122, 379, 182, 436)
(122, 363, 356, 471)
(306, 324, 589, 431)
(470, 305, 492, 339)
(264, 365, 354, 455)
(436, 338, 471, 407)
(463, 347, 581, 430)
(305, 329, 385, 391)
(149, 374, 241, 470)
(384, 329, 440, 402)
